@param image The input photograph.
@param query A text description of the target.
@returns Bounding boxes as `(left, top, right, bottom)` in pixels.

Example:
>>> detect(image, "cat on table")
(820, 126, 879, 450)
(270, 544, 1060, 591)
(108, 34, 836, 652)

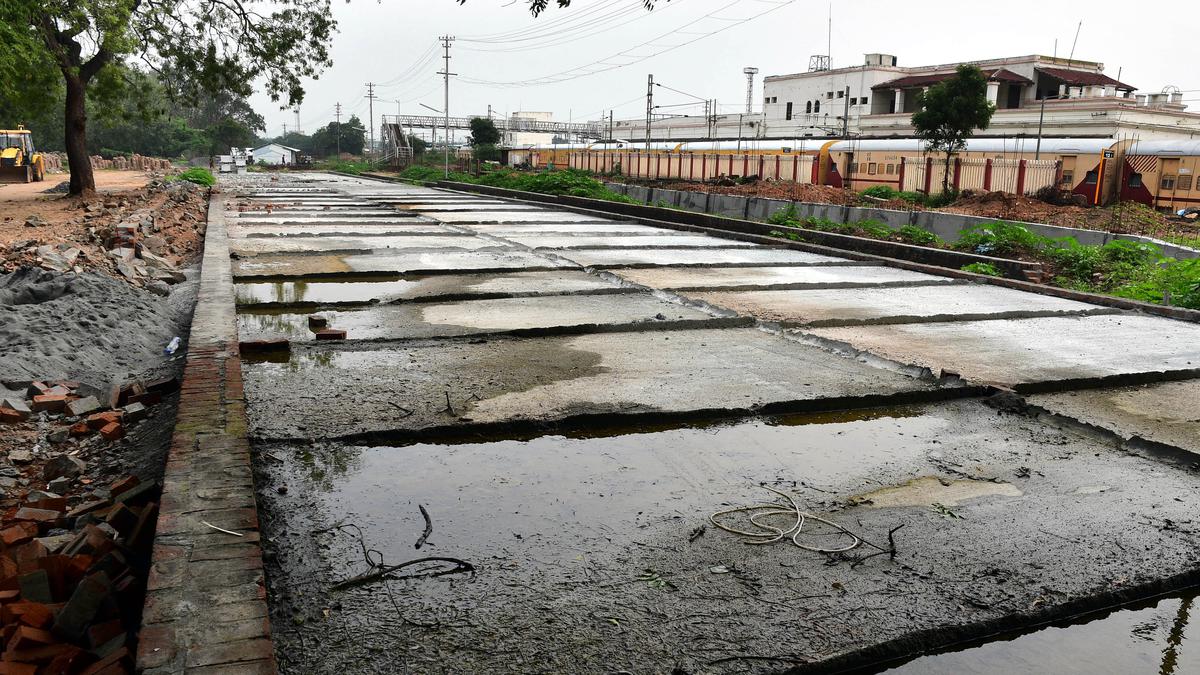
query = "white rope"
(710, 485, 861, 553)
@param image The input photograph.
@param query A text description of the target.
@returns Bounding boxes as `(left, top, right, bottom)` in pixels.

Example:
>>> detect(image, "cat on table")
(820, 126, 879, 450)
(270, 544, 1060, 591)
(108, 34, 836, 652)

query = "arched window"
(813, 100, 821, 114)
(805, 101, 812, 114)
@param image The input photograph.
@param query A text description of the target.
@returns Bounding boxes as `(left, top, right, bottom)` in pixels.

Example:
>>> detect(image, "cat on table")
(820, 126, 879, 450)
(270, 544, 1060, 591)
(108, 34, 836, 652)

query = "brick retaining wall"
(136, 194, 276, 673)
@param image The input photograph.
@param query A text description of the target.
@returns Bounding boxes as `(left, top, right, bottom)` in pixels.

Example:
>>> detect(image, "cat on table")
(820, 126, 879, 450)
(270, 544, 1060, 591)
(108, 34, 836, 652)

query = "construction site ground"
(206, 172, 1200, 674)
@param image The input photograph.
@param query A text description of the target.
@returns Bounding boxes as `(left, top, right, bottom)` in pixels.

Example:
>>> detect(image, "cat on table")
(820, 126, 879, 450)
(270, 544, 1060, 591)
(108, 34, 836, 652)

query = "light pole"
(1035, 93, 1067, 160)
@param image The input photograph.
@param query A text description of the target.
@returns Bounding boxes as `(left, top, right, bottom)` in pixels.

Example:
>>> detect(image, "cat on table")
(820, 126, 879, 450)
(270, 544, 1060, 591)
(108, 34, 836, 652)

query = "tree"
(5, 0, 334, 196)
(309, 115, 366, 157)
(912, 65, 995, 194)
(457, 1, 661, 16)
(468, 117, 501, 147)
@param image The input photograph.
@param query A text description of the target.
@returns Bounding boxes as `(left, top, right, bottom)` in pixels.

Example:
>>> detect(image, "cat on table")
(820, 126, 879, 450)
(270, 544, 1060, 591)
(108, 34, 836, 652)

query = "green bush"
(897, 191, 927, 204)
(961, 262, 1002, 276)
(897, 225, 942, 246)
(954, 221, 1048, 256)
(861, 185, 898, 200)
(767, 204, 801, 226)
(856, 219, 894, 239)
(174, 167, 214, 186)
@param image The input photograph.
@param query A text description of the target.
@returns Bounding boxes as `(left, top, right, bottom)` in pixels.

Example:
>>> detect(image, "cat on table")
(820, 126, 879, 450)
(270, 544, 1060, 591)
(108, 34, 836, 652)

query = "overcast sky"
(251, 0, 1199, 138)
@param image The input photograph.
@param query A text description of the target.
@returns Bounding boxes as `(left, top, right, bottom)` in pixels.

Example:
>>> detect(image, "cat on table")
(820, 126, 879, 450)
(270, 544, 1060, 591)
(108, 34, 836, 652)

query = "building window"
(805, 101, 812, 114)
(836, 90, 845, 98)
(1179, 175, 1193, 191)
(785, 102, 793, 120)
(1161, 175, 1177, 190)
(850, 162, 859, 174)
(868, 163, 877, 175)
(1061, 170, 1074, 185)
(814, 100, 821, 113)
(861, 96, 869, 106)
(1126, 172, 1141, 188)
(886, 163, 895, 174)
(826, 91, 834, 99)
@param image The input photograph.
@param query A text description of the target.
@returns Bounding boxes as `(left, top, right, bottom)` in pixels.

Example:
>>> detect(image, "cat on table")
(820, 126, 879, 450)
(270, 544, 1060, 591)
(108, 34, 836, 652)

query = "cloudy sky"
(251, 0, 1199, 138)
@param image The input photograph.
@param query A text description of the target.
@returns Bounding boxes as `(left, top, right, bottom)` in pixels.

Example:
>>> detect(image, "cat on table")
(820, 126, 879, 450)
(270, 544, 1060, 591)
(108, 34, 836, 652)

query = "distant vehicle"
(0, 126, 46, 183)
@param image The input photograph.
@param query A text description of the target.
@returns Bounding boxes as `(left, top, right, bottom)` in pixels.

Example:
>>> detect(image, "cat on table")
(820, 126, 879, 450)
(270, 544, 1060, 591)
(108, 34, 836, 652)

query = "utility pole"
(438, 35, 456, 178)
(282, 123, 287, 136)
(334, 102, 342, 157)
(842, 85, 850, 138)
(294, 107, 301, 135)
(608, 110, 614, 142)
(365, 82, 377, 155)
(645, 74, 653, 150)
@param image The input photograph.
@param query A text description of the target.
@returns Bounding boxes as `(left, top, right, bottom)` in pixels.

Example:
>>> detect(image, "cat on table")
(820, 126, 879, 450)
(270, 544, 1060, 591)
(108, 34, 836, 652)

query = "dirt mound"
(643, 179, 859, 205)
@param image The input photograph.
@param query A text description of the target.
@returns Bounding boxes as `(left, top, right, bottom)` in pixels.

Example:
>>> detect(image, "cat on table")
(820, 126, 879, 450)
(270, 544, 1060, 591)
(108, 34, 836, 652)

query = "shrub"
(856, 219, 894, 239)
(861, 185, 898, 200)
(767, 204, 801, 226)
(175, 167, 214, 187)
(954, 221, 1047, 256)
(961, 262, 1002, 276)
(896, 225, 942, 246)
(896, 191, 927, 204)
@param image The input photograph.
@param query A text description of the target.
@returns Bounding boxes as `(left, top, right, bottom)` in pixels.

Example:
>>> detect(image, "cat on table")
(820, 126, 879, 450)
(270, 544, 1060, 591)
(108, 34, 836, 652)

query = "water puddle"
(872, 589, 1196, 674)
(235, 278, 422, 305)
(851, 476, 1023, 508)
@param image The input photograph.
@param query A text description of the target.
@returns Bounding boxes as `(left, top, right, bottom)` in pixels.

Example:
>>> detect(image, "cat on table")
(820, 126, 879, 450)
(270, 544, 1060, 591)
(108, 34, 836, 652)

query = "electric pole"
(294, 107, 301, 135)
(645, 74, 654, 150)
(335, 102, 342, 157)
(438, 35, 456, 178)
(842, 85, 850, 138)
(365, 82, 377, 155)
(609, 110, 614, 142)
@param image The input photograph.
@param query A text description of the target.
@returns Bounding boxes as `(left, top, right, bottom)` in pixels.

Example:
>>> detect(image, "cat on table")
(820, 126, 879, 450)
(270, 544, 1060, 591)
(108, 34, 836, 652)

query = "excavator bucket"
(0, 164, 33, 183)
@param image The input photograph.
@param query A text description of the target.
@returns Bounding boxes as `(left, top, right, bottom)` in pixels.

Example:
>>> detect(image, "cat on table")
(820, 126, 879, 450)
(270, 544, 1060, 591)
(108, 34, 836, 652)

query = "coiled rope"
(710, 485, 862, 553)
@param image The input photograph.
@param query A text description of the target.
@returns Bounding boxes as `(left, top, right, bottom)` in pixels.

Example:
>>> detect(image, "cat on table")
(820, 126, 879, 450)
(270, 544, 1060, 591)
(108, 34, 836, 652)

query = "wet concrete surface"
(229, 234, 508, 255)
(255, 399, 1200, 674)
(502, 233, 761, 249)
(228, 223, 453, 237)
(213, 173, 1200, 674)
(618, 265, 960, 290)
(1028, 380, 1200, 457)
(234, 270, 626, 307)
(237, 292, 738, 342)
(805, 315, 1200, 390)
(692, 284, 1114, 327)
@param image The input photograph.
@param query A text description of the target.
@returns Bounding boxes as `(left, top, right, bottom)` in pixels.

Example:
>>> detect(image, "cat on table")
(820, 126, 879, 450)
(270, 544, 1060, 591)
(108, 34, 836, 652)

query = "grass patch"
(173, 167, 214, 187)
(960, 262, 1002, 276)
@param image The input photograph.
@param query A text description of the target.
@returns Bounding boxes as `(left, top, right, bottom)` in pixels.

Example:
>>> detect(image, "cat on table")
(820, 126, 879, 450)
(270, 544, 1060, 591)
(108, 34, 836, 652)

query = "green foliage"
(954, 221, 1048, 256)
(897, 225, 942, 246)
(317, 159, 383, 176)
(767, 204, 800, 225)
(473, 144, 501, 162)
(397, 165, 448, 183)
(174, 167, 214, 186)
(307, 115, 367, 158)
(468, 117, 502, 147)
(861, 185, 898, 199)
(960, 262, 1002, 276)
(912, 65, 995, 192)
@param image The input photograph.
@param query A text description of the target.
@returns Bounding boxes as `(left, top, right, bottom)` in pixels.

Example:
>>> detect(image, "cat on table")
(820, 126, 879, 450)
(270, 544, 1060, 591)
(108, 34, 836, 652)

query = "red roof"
(1035, 67, 1134, 90)
(872, 68, 1032, 90)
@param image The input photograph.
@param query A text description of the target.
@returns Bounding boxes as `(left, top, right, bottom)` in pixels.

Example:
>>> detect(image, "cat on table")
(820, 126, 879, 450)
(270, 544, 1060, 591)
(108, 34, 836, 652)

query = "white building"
(250, 143, 300, 165)
(504, 111, 556, 147)
(613, 53, 1198, 142)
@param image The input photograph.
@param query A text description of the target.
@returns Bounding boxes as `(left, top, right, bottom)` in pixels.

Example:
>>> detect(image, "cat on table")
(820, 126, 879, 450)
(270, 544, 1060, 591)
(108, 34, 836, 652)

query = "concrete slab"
(557, 247, 851, 268)
(235, 210, 406, 218)
(234, 270, 623, 306)
(617, 265, 957, 290)
(428, 211, 619, 224)
(228, 223, 454, 237)
(693, 284, 1110, 327)
(228, 235, 507, 255)
(241, 327, 952, 440)
(806, 314, 1200, 390)
(260, 399, 1200, 673)
(465, 222, 671, 235)
(238, 293, 734, 342)
(1029, 380, 1200, 455)
(392, 203, 546, 212)
(501, 234, 758, 249)
(232, 250, 574, 279)
(234, 216, 424, 224)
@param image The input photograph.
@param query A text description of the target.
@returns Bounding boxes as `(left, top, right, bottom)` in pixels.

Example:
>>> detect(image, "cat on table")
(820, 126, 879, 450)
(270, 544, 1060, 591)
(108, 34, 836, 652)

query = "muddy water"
(875, 590, 1197, 674)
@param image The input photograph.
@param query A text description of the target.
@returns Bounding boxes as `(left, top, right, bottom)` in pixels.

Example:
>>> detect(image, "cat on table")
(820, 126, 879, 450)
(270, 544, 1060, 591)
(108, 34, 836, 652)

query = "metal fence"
(568, 151, 816, 185)
(899, 156, 1061, 195)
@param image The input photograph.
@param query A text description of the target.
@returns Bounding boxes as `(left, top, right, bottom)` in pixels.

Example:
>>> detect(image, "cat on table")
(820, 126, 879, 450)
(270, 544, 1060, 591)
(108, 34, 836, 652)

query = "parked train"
(507, 137, 1192, 210)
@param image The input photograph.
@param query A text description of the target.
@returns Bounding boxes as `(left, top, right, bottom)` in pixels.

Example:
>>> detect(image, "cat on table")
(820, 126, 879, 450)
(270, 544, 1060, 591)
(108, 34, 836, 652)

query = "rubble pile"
(3, 180, 208, 290)
(0, 379, 172, 673)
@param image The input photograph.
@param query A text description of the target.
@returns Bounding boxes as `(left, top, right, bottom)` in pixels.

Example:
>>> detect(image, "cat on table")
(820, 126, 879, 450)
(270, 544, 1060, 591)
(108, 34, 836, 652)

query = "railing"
(899, 156, 1061, 195)
(383, 114, 603, 137)
(567, 151, 816, 185)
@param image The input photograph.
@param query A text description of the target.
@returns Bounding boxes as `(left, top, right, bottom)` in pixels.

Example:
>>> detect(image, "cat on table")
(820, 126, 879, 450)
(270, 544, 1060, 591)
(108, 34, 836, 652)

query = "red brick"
(26, 382, 49, 398)
(99, 422, 125, 441)
(0, 409, 25, 425)
(237, 339, 290, 354)
(315, 328, 347, 340)
(86, 411, 123, 430)
(26, 497, 67, 512)
(78, 646, 129, 675)
(110, 476, 139, 497)
(0, 663, 38, 675)
(69, 421, 91, 437)
(0, 523, 37, 547)
(7, 602, 53, 629)
(30, 395, 67, 412)
(6, 625, 54, 651)
(12, 508, 61, 525)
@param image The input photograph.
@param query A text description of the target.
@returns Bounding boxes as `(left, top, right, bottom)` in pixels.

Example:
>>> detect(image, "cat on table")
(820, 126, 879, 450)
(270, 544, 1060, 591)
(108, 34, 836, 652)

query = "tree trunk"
(64, 74, 95, 197)
(943, 151, 952, 196)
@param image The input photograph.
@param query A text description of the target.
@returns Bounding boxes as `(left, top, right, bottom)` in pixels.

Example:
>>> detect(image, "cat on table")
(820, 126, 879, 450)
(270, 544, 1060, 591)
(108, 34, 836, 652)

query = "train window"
(850, 162, 859, 174)
(1179, 175, 1193, 191)
(886, 163, 895, 174)
(1061, 170, 1074, 185)
(1161, 175, 1176, 190)
(1084, 170, 1098, 185)
(1127, 173, 1142, 188)
(868, 163, 878, 175)
(785, 102, 793, 120)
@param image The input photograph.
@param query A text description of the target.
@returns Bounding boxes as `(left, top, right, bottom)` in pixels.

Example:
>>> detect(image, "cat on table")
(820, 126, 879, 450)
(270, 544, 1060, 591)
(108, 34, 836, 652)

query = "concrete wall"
(603, 182, 1200, 260)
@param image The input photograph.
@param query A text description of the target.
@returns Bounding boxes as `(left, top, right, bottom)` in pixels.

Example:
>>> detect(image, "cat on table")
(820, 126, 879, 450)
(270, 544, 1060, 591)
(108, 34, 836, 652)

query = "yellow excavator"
(0, 126, 46, 183)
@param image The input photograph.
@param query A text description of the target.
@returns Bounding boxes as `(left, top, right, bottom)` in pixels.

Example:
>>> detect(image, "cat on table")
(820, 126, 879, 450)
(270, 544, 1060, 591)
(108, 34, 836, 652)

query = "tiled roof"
(1035, 67, 1135, 90)
(872, 68, 1033, 90)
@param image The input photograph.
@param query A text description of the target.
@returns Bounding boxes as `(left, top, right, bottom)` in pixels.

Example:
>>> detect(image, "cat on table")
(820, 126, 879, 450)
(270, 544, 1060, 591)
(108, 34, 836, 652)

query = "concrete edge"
(136, 191, 277, 674)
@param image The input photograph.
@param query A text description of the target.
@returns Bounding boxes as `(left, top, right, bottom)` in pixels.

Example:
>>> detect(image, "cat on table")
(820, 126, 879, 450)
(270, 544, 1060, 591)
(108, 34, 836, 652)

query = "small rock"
(47, 429, 69, 444)
(65, 396, 101, 417)
(47, 476, 72, 493)
(9, 450, 33, 464)
(43, 454, 86, 482)
(24, 215, 45, 228)
(147, 280, 170, 297)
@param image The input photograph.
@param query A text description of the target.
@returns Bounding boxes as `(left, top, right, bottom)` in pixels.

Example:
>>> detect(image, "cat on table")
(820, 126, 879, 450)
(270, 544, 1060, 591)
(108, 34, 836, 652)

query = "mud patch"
(853, 476, 1023, 509)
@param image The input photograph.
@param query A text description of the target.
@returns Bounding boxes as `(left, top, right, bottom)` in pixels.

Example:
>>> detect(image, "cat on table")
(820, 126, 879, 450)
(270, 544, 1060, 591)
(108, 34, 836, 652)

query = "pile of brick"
(1, 379, 175, 440)
(86, 156, 171, 172)
(0, 472, 158, 673)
